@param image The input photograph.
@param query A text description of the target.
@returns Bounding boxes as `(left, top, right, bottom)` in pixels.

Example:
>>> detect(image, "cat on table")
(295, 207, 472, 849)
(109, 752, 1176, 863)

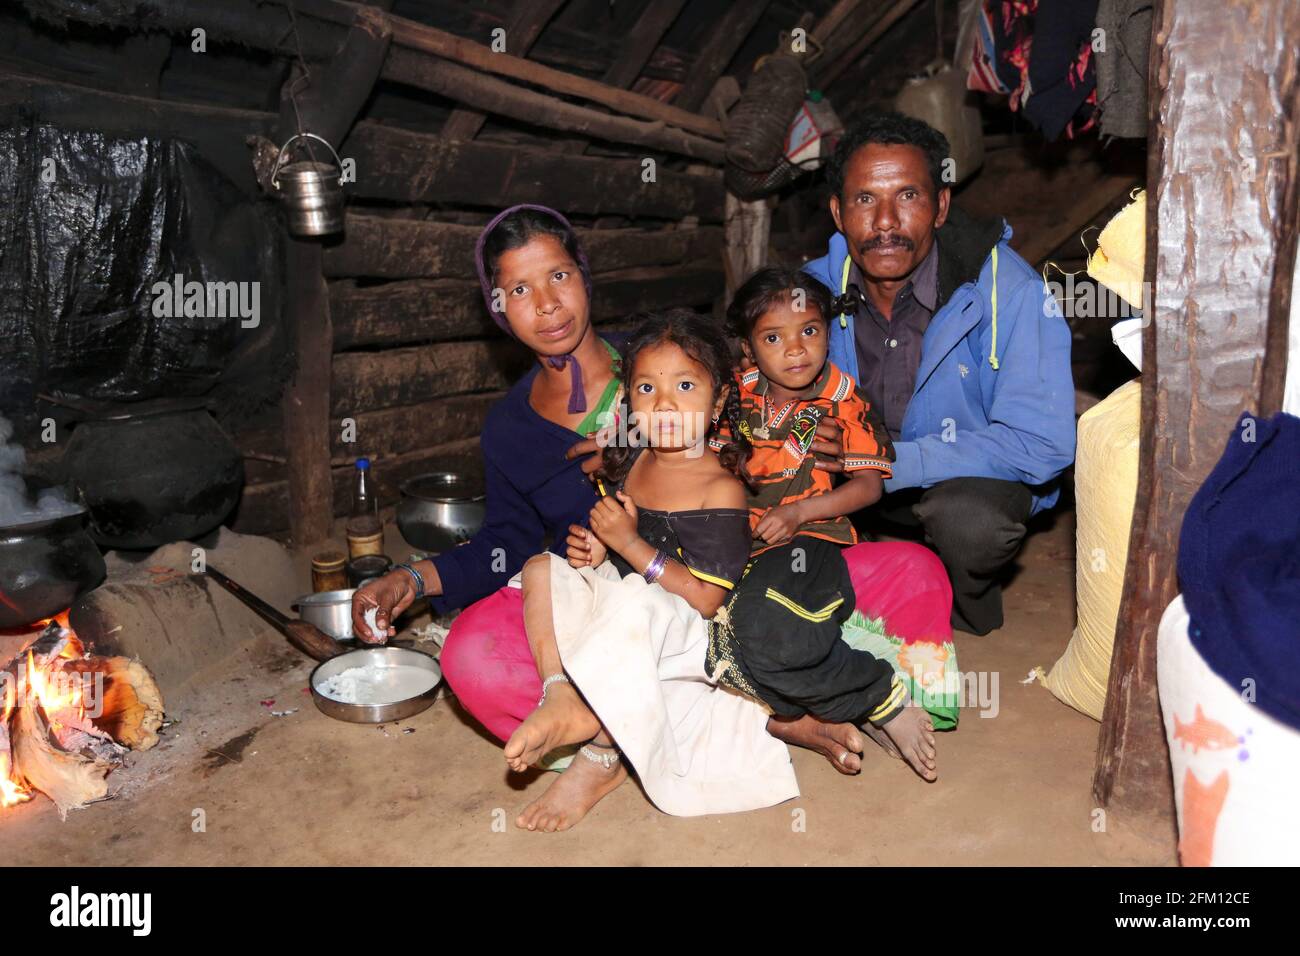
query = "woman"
(353, 204, 955, 830)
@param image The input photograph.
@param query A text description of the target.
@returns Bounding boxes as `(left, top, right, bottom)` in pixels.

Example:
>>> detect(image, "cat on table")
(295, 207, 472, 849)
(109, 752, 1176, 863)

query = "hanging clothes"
(974, 1, 1100, 141)
(1094, 0, 1154, 139)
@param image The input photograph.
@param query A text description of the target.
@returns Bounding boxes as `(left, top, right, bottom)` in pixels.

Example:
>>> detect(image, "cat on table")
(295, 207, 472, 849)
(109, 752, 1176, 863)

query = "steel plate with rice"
(310, 646, 442, 724)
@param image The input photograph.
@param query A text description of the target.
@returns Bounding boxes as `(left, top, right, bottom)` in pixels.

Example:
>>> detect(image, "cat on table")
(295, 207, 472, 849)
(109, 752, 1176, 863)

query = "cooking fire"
(0, 614, 163, 817)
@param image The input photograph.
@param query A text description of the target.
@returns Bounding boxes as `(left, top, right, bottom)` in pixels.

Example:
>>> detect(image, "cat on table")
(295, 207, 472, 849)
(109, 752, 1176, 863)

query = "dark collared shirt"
(848, 241, 939, 441)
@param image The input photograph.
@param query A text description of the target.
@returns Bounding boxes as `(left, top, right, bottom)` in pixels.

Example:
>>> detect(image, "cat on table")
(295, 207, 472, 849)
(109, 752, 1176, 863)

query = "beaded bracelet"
(393, 562, 425, 599)
(642, 550, 668, 584)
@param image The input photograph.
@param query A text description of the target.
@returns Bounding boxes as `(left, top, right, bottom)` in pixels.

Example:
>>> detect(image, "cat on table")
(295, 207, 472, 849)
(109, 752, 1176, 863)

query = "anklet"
(579, 744, 621, 771)
(538, 673, 570, 707)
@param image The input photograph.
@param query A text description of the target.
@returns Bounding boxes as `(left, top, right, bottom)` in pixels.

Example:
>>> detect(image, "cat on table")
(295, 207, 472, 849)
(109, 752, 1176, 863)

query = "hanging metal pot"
(271, 132, 346, 236)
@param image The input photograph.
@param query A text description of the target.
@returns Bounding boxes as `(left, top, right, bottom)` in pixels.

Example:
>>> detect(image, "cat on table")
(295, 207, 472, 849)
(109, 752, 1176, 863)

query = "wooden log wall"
(229, 213, 723, 536)
(4, 0, 740, 540)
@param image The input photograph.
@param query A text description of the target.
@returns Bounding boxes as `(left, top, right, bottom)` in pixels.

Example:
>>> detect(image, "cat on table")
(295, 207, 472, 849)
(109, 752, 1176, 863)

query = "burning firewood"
(63, 657, 164, 750)
(1, 618, 164, 818)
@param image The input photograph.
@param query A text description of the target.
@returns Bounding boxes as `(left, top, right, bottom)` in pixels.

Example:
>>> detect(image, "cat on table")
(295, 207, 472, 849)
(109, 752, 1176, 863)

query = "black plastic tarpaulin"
(0, 116, 288, 436)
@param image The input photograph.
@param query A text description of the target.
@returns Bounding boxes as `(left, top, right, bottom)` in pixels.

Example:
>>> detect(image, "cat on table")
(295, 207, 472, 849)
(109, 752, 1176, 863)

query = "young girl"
(502, 309, 800, 830)
(708, 267, 941, 781)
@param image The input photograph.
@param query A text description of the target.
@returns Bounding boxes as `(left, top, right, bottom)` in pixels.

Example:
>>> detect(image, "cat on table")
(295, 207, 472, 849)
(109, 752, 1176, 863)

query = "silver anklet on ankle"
(538, 673, 570, 707)
(579, 743, 621, 771)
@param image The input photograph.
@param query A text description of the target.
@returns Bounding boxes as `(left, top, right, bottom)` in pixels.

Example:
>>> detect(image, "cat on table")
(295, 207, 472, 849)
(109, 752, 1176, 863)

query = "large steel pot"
(0, 506, 106, 628)
(396, 471, 485, 553)
(63, 399, 244, 549)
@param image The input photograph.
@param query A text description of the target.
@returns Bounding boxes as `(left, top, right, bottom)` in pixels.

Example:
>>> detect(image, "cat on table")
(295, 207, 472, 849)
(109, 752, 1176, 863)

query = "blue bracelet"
(393, 562, 425, 599)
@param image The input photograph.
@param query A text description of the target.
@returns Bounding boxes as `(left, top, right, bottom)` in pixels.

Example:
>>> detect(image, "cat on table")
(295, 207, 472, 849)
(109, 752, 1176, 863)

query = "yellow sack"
(1043, 379, 1141, 720)
(1086, 190, 1146, 311)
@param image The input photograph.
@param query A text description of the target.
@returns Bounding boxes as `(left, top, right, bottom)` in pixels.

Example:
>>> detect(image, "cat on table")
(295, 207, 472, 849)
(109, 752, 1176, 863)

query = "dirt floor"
(1, 511, 1177, 866)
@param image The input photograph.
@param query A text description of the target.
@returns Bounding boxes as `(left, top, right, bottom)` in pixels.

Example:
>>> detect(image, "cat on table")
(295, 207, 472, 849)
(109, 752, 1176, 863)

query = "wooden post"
(1093, 0, 1300, 829)
(723, 192, 772, 306)
(276, 8, 392, 548)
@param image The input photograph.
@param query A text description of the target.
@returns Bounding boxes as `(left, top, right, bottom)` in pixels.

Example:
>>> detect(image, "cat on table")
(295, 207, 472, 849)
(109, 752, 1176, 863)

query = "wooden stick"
(440, 0, 568, 141)
(602, 0, 688, 90)
(1015, 175, 1136, 266)
(24, 0, 725, 143)
(817, 0, 925, 88)
(288, 0, 724, 140)
(384, 48, 725, 163)
(812, 0, 864, 43)
(674, 0, 774, 112)
(2, 69, 724, 217)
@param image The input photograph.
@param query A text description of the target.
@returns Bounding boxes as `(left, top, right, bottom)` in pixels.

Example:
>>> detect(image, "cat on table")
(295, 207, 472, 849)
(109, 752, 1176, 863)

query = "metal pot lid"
(82, 395, 212, 423)
(0, 504, 89, 536)
(293, 588, 357, 609)
(400, 471, 485, 503)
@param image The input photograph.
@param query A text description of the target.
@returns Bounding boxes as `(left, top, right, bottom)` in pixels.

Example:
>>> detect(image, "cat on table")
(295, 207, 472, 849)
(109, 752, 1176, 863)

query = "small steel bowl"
(293, 588, 357, 641)
(309, 645, 442, 724)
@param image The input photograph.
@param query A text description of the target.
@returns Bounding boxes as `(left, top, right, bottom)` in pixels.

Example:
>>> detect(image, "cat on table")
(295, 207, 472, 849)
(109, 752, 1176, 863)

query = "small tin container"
(311, 550, 348, 593)
(347, 528, 385, 560)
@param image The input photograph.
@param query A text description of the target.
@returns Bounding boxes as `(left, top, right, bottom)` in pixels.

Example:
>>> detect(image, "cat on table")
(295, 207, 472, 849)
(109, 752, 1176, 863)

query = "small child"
(708, 267, 938, 780)
(503, 309, 803, 826)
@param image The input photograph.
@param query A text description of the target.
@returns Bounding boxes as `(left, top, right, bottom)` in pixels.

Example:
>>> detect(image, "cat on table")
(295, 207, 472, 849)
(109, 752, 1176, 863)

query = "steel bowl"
(309, 645, 442, 723)
(293, 588, 357, 641)
(396, 471, 485, 553)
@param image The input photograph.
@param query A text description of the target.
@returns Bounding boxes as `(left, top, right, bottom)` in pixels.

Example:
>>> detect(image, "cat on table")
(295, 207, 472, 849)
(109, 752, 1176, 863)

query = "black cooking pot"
(63, 399, 245, 550)
(0, 506, 106, 628)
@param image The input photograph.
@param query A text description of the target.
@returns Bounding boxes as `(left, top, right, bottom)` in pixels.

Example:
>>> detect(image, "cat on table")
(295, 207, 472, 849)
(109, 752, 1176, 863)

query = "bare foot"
(766, 714, 864, 774)
(862, 722, 903, 760)
(516, 749, 628, 832)
(873, 703, 937, 781)
(504, 681, 600, 773)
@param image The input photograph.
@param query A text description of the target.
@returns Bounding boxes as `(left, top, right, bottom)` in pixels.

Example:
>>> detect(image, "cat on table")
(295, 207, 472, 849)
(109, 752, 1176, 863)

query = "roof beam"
(440, 0, 567, 141)
(673, 0, 774, 112)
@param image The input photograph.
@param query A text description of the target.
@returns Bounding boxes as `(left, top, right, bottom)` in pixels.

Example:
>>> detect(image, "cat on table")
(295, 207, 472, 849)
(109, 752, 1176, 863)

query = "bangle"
(393, 563, 425, 599)
(642, 550, 668, 584)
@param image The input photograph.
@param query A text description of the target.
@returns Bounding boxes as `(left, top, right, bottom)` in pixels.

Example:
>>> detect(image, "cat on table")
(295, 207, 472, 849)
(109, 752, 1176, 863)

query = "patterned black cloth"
(708, 537, 902, 726)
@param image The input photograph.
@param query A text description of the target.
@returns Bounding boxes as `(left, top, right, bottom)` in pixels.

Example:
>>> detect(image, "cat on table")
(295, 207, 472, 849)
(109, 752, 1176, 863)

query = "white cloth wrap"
(546, 553, 799, 817)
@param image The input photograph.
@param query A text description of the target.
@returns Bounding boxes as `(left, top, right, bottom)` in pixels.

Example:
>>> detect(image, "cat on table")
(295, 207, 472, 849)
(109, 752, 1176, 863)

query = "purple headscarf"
(474, 204, 594, 414)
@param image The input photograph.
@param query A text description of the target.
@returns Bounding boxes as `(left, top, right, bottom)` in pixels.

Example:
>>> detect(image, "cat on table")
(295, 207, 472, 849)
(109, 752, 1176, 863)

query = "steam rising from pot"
(0, 415, 81, 526)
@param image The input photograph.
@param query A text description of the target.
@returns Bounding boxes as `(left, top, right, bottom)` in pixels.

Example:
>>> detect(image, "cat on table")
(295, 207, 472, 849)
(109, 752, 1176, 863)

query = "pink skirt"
(440, 541, 953, 743)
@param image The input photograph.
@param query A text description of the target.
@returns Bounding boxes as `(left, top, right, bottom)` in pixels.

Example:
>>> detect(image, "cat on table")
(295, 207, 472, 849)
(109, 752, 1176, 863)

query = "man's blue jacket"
(802, 208, 1076, 515)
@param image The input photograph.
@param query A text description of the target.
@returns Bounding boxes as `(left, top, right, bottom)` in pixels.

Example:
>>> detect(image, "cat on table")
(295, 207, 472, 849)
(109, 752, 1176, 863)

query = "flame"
(1, 672, 31, 806)
(2, 612, 84, 807)
(25, 649, 86, 728)
(0, 754, 29, 807)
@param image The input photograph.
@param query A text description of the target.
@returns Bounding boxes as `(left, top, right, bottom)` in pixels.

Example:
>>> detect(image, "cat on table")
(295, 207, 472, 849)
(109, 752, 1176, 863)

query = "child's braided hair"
(598, 308, 753, 490)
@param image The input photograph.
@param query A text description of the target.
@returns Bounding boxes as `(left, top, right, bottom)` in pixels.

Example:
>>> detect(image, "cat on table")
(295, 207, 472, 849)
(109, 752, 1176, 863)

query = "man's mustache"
(859, 234, 915, 252)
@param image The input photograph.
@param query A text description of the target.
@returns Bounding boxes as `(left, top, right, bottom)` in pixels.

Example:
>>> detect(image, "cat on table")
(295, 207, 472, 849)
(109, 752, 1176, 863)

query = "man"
(804, 112, 1075, 635)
